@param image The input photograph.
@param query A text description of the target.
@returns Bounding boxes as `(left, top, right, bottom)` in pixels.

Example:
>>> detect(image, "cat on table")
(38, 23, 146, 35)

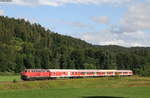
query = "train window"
(115, 72, 122, 74)
(43, 70, 45, 72)
(81, 72, 83, 74)
(38, 70, 40, 72)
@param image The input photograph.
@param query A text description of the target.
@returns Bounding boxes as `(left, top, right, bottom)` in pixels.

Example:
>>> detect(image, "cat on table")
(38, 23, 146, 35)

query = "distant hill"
(0, 16, 150, 76)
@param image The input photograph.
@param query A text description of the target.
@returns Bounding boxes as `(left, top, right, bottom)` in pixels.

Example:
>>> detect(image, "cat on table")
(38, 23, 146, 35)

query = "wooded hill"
(0, 16, 150, 76)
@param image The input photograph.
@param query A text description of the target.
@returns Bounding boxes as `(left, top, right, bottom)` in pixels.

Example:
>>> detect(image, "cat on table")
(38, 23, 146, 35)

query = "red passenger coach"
(20, 69, 133, 80)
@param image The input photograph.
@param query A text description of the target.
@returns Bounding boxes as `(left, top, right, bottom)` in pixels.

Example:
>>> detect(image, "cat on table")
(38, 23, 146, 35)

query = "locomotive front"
(20, 69, 29, 80)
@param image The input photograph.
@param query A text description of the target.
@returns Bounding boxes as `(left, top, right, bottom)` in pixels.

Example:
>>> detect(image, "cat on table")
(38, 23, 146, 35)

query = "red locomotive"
(20, 69, 133, 80)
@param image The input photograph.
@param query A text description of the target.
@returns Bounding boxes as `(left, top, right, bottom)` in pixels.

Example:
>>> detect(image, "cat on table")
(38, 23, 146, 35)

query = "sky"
(0, 0, 150, 47)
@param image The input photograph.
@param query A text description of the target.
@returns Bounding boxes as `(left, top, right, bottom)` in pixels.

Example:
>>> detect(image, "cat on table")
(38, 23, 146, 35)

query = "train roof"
(23, 69, 132, 72)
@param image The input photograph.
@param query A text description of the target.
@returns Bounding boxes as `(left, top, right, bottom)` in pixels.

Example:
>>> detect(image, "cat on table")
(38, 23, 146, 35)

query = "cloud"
(80, 5, 150, 47)
(69, 22, 91, 29)
(59, 20, 94, 30)
(0, 9, 5, 16)
(11, 0, 135, 6)
(12, 0, 60, 6)
(92, 2, 150, 47)
(81, 29, 150, 47)
(112, 2, 150, 33)
(92, 16, 110, 24)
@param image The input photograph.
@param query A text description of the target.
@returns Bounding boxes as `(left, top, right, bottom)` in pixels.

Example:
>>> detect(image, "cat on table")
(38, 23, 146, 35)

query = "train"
(20, 69, 133, 80)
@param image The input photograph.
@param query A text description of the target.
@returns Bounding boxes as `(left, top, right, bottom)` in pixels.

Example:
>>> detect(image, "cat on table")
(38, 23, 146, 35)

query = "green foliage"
(12, 79, 17, 83)
(0, 16, 150, 76)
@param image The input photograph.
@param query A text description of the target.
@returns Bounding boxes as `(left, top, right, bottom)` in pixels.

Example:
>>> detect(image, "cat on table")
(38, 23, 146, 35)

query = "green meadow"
(0, 75, 21, 82)
(0, 76, 150, 98)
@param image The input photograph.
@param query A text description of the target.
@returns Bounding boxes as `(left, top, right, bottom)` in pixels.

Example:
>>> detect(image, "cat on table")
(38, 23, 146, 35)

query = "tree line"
(0, 16, 150, 76)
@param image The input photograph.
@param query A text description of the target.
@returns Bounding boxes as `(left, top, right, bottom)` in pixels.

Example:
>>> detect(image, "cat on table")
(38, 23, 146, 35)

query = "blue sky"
(0, 0, 150, 47)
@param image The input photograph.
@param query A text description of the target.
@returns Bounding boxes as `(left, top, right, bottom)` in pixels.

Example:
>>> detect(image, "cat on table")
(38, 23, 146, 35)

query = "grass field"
(0, 76, 150, 98)
(0, 75, 21, 82)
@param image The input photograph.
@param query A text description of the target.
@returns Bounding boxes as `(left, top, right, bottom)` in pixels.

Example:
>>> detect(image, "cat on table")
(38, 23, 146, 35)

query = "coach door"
(68, 72, 71, 77)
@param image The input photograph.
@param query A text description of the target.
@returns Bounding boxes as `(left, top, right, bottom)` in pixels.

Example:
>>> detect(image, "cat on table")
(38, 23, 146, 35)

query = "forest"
(0, 16, 150, 76)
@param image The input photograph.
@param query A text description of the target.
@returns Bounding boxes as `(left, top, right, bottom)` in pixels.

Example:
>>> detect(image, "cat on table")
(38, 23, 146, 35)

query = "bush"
(13, 79, 17, 83)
